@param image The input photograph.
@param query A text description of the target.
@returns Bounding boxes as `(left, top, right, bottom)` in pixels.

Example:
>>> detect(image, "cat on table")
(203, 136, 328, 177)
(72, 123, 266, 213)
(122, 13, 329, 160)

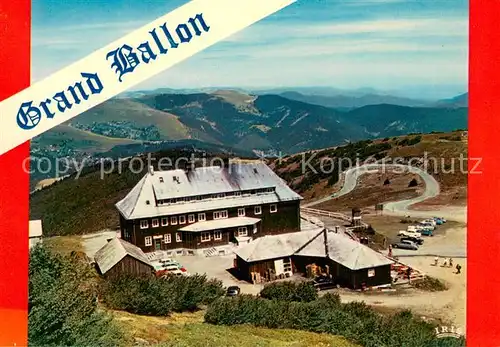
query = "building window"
(179, 215, 186, 224)
(237, 227, 248, 237)
(188, 214, 195, 223)
(270, 204, 277, 213)
(159, 177, 164, 183)
(201, 232, 211, 242)
(234, 191, 241, 197)
(283, 257, 292, 273)
(164, 234, 171, 243)
(198, 213, 206, 221)
(145, 236, 152, 246)
(211, 194, 217, 199)
(368, 269, 375, 278)
(171, 216, 178, 225)
(161, 218, 168, 226)
(152, 219, 159, 228)
(238, 208, 245, 217)
(213, 210, 228, 220)
(214, 230, 222, 240)
(140, 220, 149, 229)
(176, 232, 182, 242)
(254, 206, 262, 215)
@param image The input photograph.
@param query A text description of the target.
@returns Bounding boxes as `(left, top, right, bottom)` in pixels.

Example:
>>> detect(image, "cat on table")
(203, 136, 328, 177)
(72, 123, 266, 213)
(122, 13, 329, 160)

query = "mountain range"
(31, 89, 467, 184)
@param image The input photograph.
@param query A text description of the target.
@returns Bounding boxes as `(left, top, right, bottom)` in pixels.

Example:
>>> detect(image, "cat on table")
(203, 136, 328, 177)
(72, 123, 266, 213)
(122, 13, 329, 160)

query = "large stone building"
(116, 161, 303, 256)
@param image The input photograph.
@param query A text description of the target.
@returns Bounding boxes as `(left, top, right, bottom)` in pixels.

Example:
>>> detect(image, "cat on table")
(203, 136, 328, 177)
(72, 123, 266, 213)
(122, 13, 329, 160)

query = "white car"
(398, 230, 422, 239)
(422, 219, 437, 227)
(419, 222, 435, 230)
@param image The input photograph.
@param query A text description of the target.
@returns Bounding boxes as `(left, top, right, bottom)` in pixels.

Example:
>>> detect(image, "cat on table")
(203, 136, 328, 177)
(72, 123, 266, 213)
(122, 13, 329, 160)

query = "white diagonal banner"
(0, 0, 295, 155)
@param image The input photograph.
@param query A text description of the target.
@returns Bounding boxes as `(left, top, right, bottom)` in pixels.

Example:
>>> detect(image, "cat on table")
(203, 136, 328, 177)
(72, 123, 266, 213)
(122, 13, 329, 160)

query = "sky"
(32, 0, 469, 99)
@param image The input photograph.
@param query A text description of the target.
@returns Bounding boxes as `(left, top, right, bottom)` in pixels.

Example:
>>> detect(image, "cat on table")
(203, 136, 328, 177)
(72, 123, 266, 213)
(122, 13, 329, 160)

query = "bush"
(100, 273, 225, 316)
(413, 276, 448, 292)
(28, 245, 123, 346)
(205, 294, 465, 347)
(259, 281, 318, 302)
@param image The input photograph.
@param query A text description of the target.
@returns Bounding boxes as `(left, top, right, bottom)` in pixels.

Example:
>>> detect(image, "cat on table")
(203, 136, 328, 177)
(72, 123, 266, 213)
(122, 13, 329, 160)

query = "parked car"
(423, 219, 437, 227)
(420, 229, 434, 236)
(398, 230, 422, 239)
(400, 236, 424, 245)
(226, 286, 241, 297)
(313, 276, 337, 291)
(419, 222, 435, 230)
(432, 217, 446, 224)
(391, 240, 419, 250)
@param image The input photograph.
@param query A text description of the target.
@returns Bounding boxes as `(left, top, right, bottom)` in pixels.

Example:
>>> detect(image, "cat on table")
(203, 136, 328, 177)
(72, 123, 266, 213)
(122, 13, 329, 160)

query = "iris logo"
(17, 101, 41, 130)
(435, 325, 463, 339)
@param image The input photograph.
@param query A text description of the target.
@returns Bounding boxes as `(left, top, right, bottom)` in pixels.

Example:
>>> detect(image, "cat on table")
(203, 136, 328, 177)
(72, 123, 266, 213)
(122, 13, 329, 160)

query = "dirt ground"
(336, 257, 466, 332)
(314, 171, 425, 213)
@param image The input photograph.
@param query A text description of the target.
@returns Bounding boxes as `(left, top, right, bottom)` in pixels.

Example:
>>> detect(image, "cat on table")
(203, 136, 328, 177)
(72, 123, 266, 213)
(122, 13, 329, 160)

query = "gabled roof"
(94, 238, 152, 274)
(116, 162, 302, 220)
(235, 229, 322, 263)
(179, 216, 260, 232)
(295, 231, 393, 270)
(235, 229, 393, 270)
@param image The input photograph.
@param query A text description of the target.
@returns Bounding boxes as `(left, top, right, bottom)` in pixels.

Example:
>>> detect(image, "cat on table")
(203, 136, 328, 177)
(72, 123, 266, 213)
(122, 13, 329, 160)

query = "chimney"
(323, 228, 329, 258)
(149, 166, 154, 176)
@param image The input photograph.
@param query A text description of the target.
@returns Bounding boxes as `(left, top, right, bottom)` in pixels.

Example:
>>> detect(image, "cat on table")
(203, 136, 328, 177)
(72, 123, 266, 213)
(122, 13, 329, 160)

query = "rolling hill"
(30, 90, 467, 186)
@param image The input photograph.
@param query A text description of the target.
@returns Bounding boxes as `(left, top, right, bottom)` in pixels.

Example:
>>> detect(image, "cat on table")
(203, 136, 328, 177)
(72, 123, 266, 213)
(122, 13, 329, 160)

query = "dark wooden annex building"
(94, 238, 154, 279)
(235, 229, 393, 289)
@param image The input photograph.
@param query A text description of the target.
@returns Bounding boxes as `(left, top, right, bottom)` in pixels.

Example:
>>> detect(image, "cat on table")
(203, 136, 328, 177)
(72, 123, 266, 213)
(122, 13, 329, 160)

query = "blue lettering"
(106, 44, 140, 82)
(137, 41, 158, 63)
(67, 82, 89, 105)
(81, 72, 104, 94)
(53, 91, 73, 112)
(188, 14, 210, 36)
(17, 101, 41, 130)
(176, 24, 192, 43)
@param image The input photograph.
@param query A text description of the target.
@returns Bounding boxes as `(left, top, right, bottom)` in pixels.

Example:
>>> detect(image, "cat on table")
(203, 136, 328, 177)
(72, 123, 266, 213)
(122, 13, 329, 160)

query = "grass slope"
(112, 310, 358, 347)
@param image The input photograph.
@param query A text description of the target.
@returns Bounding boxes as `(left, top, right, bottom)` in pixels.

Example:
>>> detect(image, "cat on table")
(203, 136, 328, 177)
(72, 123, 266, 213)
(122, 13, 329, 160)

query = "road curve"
(303, 163, 466, 223)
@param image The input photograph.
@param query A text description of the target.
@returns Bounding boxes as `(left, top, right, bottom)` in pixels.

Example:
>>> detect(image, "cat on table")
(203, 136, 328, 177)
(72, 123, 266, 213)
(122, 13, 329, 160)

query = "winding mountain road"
(303, 164, 466, 223)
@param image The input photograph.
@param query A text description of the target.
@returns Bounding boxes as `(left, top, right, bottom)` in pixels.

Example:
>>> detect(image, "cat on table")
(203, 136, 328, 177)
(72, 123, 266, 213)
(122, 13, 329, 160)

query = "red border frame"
(1, 0, 499, 344)
(0, 0, 30, 345)
(468, 0, 500, 345)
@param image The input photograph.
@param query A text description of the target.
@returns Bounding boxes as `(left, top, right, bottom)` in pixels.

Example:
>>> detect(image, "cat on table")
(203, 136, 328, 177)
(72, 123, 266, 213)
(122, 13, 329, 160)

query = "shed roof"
(235, 229, 393, 270)
(178, 216, 260, 232)
(29, 220, 43, 238)
(94, 238, 152, 274)
(116, 162, 302, 220)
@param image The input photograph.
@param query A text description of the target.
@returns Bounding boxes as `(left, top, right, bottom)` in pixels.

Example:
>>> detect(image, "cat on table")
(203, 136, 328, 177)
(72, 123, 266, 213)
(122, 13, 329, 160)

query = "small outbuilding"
(94, 238, 154, 279)
(29, 220, 43, 249)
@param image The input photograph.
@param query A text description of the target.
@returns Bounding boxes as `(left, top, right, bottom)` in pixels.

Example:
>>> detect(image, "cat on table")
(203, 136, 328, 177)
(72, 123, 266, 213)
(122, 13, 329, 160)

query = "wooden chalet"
(94, 238, 154, 279)
(116, 161, 303, 255)
(234, 228, 394, 289)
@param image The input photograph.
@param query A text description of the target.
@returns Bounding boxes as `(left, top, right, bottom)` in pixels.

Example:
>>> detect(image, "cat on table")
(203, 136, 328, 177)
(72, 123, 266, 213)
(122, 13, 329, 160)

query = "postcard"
(0, 0, 494, 345)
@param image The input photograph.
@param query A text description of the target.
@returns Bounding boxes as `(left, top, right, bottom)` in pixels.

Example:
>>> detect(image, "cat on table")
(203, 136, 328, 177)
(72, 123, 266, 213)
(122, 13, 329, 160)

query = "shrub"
(259, 281, 318, 302)
(28, 245, 123, 346)
(100, 273, 225, 316)
(205, 294, 465, 347)
(413, 276, 448, 292)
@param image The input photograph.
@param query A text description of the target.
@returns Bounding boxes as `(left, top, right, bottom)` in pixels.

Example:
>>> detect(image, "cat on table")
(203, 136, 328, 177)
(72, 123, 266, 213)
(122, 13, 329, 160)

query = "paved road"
(303, 163, 466, 223)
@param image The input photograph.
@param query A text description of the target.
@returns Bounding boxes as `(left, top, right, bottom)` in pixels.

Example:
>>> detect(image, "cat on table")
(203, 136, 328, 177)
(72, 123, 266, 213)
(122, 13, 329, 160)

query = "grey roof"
(235, 229, 322, 263)
(235, 229, 393, 270)
(29, 220, 43, 238)
(295, 231, 394, 270)
(116, 162, 302, 220)
(94, 238, 152, 274)
(178, 216, 260, 232)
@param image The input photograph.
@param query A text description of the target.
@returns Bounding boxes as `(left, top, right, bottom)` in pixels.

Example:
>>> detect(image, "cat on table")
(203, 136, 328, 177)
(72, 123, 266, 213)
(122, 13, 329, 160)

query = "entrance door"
(154, 239, 162, 250)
